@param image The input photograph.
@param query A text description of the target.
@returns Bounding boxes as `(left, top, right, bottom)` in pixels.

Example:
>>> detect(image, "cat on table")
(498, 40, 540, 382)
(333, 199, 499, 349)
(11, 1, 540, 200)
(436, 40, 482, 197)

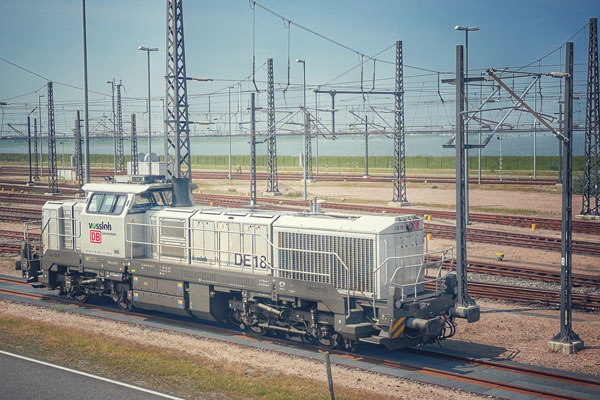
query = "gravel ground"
(445, 299, 600, 376)
(468, 272, 600, 296)
(0, 257, 20, 277)
(0, 300, 485, 400)
(198, 179, 570, 217)
(427, 237, 600, 274)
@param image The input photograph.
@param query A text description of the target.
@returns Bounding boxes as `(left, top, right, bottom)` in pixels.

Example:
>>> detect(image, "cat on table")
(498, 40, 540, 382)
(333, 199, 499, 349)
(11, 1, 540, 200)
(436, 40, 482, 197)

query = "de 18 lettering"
(234, 253, 267, 269)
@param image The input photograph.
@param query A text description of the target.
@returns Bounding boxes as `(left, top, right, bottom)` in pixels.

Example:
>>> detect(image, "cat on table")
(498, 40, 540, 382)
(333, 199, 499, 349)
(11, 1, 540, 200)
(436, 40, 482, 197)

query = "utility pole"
(26, 116, 33, 186)
(74, 110, 84, 194)
(106, 79, 117, 176)
(38, 94, 44, 179)
(250, 92, 257, 209)
(228, 86, 232, 180)
(582, 17, 599, 217)
(454, 45, 479, 323)
(165, 0, 193, 206)
(454, 25, 479, 224)
(296, 58, 313, 181)
(558, 103, 564, 184)
(303, 111, 309, 200)
(116, 81, 125, 172)
(392, 40, 408, 204)
(550, 42, 584, 354)
(131, 114, 138, 175)
(47, 82, 59, 194)
(266, 58, 280, 195)
(33, 118, 39, 181)
(364, 115, 369, 178)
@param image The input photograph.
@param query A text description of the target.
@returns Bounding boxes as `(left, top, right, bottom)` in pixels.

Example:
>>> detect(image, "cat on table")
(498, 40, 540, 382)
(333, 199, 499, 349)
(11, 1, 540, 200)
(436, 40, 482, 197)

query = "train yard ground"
(0, 166, 599, 399)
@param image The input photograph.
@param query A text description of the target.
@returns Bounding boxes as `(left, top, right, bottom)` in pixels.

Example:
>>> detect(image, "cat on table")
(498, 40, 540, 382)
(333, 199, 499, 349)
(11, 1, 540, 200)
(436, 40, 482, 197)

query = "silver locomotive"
(18, 177, 477, 349)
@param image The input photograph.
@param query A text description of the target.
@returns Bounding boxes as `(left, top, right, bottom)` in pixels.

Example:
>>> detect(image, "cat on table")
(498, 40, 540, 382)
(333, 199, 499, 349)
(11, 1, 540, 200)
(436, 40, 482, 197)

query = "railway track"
(0, 166, 558, 185)
(429, 255, 600, 288)
(0, 189, 599, 259)
(2, 179, 600, 235)
(425, 223, 600, 256)
(191, 193, 600, 257)
(0, 275, 597, 399)
(194, 192, 600, 236)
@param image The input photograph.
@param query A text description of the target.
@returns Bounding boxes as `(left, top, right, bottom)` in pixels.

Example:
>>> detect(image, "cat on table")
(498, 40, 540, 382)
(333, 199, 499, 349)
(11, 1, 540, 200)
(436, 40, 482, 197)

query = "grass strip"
(0, 313, 372, 400)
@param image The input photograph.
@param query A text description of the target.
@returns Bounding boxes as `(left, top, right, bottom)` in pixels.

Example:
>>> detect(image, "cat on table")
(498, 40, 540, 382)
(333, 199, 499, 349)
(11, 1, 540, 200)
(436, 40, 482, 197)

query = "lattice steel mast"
(33, 118, 39, 181)
(116, 81, 125, 172)
(165, 0, 191, 182)
(131, 114, 139, 175)
(582, 17, 599, 217)
(266, 58, 280, 194)
(549, 41, 584, 353)
(305, 115, 313, 180)
(74, 110, 84, 194)
(47, 82, 58, 194)
(392, 40, 407, 203)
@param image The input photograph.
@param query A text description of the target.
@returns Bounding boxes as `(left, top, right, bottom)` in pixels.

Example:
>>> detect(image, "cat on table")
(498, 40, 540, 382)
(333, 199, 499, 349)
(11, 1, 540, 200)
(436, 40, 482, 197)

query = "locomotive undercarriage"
(19, 246, 458, 350)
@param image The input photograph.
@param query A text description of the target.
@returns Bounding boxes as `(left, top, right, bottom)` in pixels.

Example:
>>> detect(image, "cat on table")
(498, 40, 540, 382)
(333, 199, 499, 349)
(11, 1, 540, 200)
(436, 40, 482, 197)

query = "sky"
(0, 0, 598, 141)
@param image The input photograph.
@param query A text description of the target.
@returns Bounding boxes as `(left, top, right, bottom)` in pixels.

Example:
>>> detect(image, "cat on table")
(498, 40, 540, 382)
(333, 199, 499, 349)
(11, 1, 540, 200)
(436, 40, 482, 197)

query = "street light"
(454, 25, 479, 223)
(105, 79, 117, 176)
(296, 58, 308, 200)
(138, 45, 158, 176)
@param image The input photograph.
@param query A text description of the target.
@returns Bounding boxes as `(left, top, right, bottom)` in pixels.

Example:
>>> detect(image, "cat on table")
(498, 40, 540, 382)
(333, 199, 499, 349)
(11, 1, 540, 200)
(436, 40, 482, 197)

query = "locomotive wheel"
(117, 298, 134, 311)
(69, 292, 89, 303)
(317, 330, 341, 349)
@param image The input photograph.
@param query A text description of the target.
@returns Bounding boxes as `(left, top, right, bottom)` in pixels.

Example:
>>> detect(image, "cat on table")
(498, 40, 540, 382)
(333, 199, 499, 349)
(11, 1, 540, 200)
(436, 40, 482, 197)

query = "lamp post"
(296, 58, 307, 200)
(105, 79, 117, 176)
(454, 25, 479, 224)
(138, 46, 158, 176)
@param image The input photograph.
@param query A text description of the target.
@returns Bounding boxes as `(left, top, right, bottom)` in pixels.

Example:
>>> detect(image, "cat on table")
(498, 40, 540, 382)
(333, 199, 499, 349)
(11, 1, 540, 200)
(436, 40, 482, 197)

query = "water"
(2, 132, 584, 157)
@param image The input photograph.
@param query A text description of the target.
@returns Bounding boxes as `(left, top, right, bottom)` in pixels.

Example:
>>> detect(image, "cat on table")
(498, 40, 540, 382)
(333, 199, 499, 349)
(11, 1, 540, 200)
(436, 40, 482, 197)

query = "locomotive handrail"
(370, 247, 453, 321)
(35, 216, 81, 252)
(125, 220, 355, 316)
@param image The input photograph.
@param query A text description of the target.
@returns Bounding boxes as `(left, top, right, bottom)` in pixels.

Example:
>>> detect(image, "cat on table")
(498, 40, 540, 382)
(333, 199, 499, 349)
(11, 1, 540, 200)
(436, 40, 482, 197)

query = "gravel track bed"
(468, 272, 600, 296)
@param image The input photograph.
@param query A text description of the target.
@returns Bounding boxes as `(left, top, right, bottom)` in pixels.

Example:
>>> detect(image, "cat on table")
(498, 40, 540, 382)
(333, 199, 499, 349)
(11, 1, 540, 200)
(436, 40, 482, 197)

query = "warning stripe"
(391, 317, 406, 339)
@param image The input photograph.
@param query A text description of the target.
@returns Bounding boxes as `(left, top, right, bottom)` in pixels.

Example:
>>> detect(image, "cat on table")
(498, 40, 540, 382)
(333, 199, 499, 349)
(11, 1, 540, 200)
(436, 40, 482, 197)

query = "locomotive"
(17, 176, 477, 350)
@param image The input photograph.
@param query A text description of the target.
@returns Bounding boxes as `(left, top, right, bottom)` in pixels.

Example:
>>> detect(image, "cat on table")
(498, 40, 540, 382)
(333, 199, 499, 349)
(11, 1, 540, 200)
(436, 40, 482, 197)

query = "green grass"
(0, 314, 372, 400)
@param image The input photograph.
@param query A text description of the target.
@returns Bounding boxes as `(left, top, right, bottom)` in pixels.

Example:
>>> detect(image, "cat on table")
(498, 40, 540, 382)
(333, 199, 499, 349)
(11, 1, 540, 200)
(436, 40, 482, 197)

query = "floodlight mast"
(138, 46, 159, 176)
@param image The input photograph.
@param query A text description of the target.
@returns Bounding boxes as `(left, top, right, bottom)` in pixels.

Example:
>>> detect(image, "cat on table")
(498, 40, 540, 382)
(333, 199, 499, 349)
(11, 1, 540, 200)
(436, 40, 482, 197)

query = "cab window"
(88, 194, 102, 213)
(87, 193, 127, 215)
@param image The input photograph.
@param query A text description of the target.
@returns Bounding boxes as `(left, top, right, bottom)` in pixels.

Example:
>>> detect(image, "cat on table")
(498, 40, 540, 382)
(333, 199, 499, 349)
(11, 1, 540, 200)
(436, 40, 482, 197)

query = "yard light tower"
(138, 45, 159, 176)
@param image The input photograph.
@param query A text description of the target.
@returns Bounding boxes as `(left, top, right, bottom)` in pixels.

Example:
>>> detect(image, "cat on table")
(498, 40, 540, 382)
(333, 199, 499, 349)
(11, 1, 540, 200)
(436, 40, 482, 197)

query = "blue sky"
(0, 0, 597, 137)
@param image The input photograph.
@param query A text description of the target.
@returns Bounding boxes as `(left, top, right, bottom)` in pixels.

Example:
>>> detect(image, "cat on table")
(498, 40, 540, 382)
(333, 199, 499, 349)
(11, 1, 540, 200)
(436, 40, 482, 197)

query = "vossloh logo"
(89, 221, 112, 231)
(89, 221, 113, 244)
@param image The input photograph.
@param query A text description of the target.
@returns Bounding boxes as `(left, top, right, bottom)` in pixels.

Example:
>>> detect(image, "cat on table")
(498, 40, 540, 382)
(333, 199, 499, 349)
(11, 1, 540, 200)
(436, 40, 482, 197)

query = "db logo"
(90, 229, 102, 244)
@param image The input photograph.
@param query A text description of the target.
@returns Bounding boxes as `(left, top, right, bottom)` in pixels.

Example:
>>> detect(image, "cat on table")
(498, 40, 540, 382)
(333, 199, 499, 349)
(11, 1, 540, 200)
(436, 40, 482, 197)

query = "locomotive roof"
(82, 182, 172, 195)
(274, 214, 420, 234)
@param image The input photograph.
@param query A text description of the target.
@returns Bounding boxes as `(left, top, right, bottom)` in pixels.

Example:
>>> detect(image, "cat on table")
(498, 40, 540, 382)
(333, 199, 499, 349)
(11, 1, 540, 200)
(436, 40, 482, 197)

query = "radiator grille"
(277, 231, 373, 294)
